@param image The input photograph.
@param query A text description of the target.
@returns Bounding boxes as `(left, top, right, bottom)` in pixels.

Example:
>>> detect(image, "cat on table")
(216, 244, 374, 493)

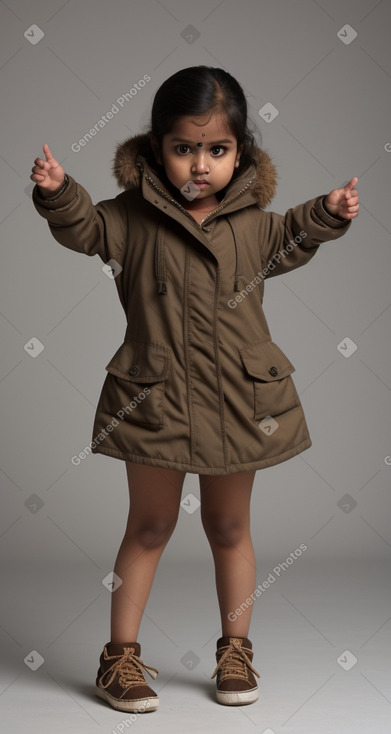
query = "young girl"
(31, 66, 359, 714)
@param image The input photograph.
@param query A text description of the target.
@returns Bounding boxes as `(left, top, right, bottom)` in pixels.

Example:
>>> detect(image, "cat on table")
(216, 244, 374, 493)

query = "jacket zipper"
(145, 175, 254, 227)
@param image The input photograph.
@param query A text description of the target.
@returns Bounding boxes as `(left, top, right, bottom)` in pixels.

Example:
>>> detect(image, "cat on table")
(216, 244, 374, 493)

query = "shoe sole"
(95, 686, 159, 712)
(216, 688, 259, 706)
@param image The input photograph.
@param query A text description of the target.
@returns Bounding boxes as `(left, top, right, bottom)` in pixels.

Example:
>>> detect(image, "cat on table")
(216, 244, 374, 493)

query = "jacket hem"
(90, 438, 312, 475)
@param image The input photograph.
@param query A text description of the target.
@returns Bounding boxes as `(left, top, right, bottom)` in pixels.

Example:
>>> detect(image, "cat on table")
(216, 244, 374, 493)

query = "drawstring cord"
(227, 217, 245, 292)
(154, 218, 168, 294)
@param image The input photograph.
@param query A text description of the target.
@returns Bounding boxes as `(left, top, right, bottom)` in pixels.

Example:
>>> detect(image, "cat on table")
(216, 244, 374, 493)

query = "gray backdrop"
(1, 1, 390, 733)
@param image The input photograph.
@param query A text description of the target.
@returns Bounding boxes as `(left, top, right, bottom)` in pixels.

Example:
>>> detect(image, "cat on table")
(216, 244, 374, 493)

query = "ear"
(234, 142, 244, 168)
(150, 133, 163, 165)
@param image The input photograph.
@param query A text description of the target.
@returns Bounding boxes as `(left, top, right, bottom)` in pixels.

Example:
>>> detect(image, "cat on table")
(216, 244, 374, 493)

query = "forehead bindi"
(168, 114, 235, 144)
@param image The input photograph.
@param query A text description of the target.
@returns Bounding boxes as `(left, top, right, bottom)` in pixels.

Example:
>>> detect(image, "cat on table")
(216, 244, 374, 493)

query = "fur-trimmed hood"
(112, 133, 278, 209)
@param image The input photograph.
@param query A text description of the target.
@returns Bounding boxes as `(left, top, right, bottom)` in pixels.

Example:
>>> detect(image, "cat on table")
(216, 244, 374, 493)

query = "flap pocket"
(239, 339, 295, 381)
(105, 340, 171, 383)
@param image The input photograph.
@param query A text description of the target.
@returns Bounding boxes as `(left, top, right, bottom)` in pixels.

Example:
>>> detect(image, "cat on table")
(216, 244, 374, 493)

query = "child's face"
(152, 113, 242, 208)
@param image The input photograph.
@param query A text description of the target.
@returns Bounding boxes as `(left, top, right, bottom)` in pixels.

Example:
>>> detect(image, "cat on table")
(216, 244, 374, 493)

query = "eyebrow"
(170, 138, 234, 145)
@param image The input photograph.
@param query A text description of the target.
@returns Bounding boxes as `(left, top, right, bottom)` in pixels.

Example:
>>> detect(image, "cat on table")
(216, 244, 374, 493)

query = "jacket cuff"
(312, 196, 351, 228)
(32, 174, 77, 210)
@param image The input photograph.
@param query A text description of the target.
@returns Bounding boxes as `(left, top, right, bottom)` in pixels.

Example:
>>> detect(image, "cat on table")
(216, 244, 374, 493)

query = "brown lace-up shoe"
(211, 636, 261, 705)
(95, 641, 159, 712)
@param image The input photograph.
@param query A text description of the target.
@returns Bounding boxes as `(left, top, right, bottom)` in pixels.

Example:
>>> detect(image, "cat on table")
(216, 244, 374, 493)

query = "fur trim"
(112, 133, 278, 209)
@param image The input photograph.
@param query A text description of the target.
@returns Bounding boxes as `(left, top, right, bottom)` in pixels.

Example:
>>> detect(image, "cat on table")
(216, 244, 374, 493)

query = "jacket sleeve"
(258, 195, 352, 279)
(32, 174, 128, 264)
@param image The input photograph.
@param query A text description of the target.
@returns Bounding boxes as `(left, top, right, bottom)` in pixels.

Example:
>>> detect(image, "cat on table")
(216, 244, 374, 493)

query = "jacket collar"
(111, 133, 278, 296)
(112, 133, 278, 209)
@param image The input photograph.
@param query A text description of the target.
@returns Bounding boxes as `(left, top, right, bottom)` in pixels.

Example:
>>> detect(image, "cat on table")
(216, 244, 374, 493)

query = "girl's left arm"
(258, 178, 359, 280)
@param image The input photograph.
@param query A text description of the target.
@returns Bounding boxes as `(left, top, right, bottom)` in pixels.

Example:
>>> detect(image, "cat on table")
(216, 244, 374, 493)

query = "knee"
(130, 517, 178, 550)
(201, 512, 246, 548)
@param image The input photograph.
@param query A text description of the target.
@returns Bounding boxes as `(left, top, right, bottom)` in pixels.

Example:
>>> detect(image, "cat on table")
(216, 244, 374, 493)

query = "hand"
(324, 177, 359, 220)
(30, 144, 65, 192)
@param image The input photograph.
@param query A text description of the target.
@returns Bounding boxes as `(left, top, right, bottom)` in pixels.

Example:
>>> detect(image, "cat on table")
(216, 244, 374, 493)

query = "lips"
(193, 179, 209, 185)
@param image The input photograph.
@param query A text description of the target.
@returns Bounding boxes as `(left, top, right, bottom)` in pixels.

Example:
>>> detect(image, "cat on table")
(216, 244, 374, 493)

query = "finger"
(344, 177, 358, 196)
(347, 177, 358, 189)
(32, 162, 49, 174)
(34, 157, 50, 169)
(43, 143, 55, 162)
(344, 205, 359, 217)
(31, 173, 45, 181)
(344, 187, 354, 201)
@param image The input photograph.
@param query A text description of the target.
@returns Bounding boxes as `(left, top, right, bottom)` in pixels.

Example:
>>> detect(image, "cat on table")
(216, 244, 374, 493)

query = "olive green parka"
(32, 134, 351, 474)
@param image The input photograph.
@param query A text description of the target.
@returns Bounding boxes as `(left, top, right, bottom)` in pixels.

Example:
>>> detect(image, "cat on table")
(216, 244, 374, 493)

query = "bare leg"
(110, 462, 186, 643)
(199, 471, 256, 638)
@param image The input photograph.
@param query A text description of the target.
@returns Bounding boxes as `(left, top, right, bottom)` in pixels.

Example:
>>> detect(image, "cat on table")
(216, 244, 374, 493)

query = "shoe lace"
(210, 640, 261, 682)
(98, 646, 159, 690)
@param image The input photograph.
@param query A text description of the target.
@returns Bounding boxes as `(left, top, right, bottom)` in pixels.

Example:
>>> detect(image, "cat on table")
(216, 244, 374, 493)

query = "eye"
(210, 145, 227, 157)
(176, 144, 191, 155)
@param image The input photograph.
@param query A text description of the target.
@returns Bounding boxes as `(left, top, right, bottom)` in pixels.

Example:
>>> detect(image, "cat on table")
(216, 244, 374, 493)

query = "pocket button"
(129, 365, 139, 376)
(268, 366, 278, 377)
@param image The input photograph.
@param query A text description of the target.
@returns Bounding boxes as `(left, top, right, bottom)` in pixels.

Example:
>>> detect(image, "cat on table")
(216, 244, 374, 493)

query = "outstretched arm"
(258, 180, 357, 280)
(31, 143, 127, 261)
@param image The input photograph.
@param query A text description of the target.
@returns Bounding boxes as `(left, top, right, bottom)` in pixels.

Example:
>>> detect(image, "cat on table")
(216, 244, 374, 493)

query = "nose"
(191, 151, 209, 174)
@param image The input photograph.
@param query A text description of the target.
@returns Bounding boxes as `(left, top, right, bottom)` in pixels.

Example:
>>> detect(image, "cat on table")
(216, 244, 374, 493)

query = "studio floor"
(1, 558, 390, 733)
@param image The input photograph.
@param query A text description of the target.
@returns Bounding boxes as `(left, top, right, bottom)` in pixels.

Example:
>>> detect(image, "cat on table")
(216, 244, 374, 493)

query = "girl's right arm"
(31, 144, 127, 263)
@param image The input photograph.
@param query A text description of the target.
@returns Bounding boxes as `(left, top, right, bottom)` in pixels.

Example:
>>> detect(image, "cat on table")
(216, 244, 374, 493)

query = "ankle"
(221, 631, 250, 639)
(110, 634, 140, 644)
